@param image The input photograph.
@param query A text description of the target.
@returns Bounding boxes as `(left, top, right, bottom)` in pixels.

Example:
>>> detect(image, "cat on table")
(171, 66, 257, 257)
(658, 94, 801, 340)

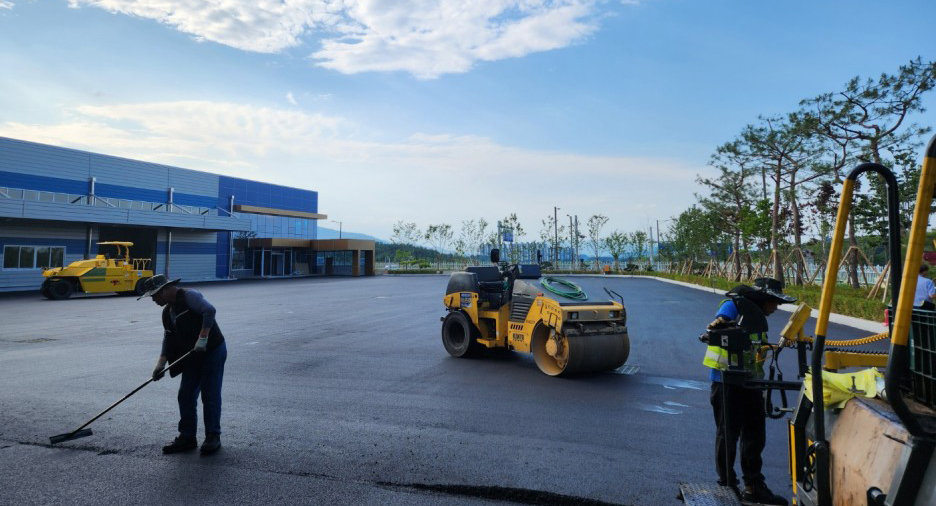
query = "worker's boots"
(742, 481, 787, 505)
(200, 433, 221, 455)
(162, 435, 197, 454)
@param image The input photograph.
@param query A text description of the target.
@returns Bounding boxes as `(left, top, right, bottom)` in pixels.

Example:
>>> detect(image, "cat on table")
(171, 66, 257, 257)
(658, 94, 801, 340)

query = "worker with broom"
(139, 274, 227, 455)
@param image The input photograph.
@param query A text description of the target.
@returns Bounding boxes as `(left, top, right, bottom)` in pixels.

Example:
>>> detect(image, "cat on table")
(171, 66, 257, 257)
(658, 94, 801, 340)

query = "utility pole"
(574, 215, 580, 269)
(649, 226, 654, 268)
(553, 206, 560, 265)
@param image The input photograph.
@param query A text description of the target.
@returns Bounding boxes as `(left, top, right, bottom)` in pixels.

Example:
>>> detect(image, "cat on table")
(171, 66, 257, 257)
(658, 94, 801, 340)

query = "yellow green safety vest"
(701, 298, 769, 377)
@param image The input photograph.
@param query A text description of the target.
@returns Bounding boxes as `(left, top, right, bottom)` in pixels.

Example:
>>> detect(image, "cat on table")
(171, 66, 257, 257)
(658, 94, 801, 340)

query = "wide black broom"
(49, 350, 193, 445)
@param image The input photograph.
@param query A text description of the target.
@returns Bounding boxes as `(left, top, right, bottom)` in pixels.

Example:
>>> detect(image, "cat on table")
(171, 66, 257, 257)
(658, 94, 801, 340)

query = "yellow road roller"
(441, 249, 630, 376)
(41, 241, 153, 299)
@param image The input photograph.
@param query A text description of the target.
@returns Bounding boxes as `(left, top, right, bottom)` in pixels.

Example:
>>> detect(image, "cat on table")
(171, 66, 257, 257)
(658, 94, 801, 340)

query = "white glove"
(194, 336, 208, 352)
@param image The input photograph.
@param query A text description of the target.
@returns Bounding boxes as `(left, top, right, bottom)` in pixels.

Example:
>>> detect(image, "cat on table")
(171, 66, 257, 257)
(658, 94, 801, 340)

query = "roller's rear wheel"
(442, 311, 483, 358)
(531, 325, 630, 376)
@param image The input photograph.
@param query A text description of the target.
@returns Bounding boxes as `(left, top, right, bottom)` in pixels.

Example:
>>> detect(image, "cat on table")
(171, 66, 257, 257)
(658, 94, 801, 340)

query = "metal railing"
(0, 186, 229, 217)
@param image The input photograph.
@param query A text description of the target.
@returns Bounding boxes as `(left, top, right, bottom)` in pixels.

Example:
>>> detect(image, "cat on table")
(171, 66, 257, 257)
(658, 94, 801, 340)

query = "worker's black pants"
(710, 381, 766, 487)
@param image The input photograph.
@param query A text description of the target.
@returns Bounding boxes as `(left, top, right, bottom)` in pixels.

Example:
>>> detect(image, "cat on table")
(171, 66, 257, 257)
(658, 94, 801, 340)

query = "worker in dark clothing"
(139, 275, 227, 455)
(701, 277, 794, 505)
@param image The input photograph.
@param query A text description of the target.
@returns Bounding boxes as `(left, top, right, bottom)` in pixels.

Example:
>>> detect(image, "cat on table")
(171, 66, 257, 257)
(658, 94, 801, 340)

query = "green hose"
(540, 277, 588, 300)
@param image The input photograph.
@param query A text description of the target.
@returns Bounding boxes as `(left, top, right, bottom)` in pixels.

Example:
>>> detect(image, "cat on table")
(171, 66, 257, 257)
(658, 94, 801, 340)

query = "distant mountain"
(316, 226, 384, 242)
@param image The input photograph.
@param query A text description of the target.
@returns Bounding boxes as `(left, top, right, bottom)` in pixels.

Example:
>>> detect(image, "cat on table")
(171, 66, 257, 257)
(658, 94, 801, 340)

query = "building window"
(2, 245, 65, 269)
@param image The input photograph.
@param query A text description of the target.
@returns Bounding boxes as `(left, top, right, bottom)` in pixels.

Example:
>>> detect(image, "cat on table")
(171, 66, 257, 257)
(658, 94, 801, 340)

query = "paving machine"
(681, 137, 936, 506)
(41, 241, 153, 299)
(780, 138, 936, 506)
(441, 249, 630, 376)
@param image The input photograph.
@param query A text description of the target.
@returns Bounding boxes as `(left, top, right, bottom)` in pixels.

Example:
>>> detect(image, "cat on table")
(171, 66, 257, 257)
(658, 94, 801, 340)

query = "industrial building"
(0, 137, 374, 292)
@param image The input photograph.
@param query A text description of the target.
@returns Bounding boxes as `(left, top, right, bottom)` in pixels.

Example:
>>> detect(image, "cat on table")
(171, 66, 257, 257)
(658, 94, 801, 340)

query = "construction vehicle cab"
(41, 241, 153, 300)
(441, 248, 630, 376)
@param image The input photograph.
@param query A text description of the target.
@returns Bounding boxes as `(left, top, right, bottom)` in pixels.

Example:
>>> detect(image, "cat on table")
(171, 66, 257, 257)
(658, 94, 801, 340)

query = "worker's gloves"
(706, 316, 735, 331)
(194, 336, 208, 352)
(152, 357, 167, 381)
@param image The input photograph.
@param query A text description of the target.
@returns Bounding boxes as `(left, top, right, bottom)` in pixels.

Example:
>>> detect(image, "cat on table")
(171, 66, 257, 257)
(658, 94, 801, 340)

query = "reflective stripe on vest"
(703, 345, 729, 369)
(702, 338, 767, 376)
(701, 298, 768, 376)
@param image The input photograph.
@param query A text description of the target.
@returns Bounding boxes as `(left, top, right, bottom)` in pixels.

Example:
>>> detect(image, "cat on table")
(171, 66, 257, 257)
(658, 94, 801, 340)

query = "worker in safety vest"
(702, 277, 794, 505)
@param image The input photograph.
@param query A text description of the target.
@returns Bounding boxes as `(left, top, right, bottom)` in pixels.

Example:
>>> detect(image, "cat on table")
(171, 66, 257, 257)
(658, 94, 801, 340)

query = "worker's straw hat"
(138, 274, 181, 300)
(752, 277, 796, 304)
(726, 277, 796, 305)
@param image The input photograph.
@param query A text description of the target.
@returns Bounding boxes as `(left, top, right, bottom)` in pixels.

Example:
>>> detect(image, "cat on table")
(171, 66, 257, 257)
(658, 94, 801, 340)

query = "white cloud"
(0, 1, 14, 10)
(0, 99, 698, 239)
(286, 92, 298, 105)
(66, 0, 617, 78)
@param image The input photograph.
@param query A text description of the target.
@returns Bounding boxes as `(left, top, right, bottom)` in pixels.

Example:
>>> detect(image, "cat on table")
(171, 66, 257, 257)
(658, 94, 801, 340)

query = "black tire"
(441, 311, 482, 358)
(47, 279, 74, 300)
(40, 279, 52, 299)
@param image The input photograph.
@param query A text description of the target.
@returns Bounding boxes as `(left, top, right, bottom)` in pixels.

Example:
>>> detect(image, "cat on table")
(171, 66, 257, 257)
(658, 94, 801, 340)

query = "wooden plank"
(828, 398, 909, 506)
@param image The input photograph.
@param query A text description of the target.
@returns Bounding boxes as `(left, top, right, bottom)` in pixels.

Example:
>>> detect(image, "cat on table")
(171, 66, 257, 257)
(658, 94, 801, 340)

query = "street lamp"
(331, 220, 343, 239)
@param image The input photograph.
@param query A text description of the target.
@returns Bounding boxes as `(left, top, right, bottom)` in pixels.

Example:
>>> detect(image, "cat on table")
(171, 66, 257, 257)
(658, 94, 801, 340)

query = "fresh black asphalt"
(0, 275, 874, 505)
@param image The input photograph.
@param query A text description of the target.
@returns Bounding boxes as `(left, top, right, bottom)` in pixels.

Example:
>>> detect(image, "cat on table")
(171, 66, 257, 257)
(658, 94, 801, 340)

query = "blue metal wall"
(217, 176, 318, 214)
(215, 176, 319, 277)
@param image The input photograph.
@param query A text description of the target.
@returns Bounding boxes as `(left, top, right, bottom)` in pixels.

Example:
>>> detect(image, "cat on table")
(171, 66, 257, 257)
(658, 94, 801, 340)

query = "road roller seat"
(466, 266, 508, 308)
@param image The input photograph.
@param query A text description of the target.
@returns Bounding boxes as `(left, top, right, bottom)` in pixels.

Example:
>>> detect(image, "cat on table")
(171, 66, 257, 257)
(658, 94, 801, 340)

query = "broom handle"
(68, 350, 194, 435)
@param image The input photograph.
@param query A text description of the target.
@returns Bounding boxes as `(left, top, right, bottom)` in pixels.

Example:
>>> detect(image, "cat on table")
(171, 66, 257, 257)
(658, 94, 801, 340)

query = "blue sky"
(1, 0, 934, 242)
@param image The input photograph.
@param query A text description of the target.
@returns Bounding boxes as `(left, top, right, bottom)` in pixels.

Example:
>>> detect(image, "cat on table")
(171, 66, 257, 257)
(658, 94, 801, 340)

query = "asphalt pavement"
(0, 275, 876, 505)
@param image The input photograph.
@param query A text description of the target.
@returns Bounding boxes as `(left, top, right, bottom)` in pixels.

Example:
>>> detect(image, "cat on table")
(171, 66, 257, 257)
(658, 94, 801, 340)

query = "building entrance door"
(253, 250, 263, 276)
(271, 252, 284, 276)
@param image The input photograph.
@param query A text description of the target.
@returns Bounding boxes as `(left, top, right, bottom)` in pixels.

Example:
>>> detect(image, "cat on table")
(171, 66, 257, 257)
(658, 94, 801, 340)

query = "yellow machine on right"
(783, 135, 936, 506)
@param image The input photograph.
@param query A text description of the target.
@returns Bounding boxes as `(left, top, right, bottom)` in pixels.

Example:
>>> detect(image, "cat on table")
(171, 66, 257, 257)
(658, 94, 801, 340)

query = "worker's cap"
(138, 274, 181, 300)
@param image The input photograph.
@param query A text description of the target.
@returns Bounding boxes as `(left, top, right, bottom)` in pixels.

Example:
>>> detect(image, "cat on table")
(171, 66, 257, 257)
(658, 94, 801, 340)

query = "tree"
(452, 237, 468, 265)
(585, 214, 609, 271)
(742, 114, 825, 284)
(457, 219, 489, 265)
(698, 140, 760, 280)
(800, 57, 936, 287)
(391, 221, 422, 246)
(424, 224, 453, 268)
(540, 215, 566, 266)
(667, 206, 721, 263)
(500, 213, 526, 263)
(629, 230, 649, 263)
(604, 230, 628, 272)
